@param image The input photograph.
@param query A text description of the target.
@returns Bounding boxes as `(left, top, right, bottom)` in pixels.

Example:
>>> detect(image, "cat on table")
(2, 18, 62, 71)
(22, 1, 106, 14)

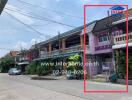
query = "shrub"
(0, 57, 14, 73)
(36, 61, 52, 76)
(118, 50, 126, 79)
(26, 61, 37, 75)
(129, 55, 132, 79)
(66, 54, 83, 79)
(117, 50, 132, 79)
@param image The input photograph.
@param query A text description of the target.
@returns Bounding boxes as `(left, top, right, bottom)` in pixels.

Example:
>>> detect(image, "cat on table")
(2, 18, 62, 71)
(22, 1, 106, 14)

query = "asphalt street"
(0, 73, 131, 100)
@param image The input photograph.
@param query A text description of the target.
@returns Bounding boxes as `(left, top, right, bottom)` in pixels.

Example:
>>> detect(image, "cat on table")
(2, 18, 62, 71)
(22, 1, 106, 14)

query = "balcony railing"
(40, 45, 89, 58)
(114, 32, 132, 45)
(63, 45, 82, 53)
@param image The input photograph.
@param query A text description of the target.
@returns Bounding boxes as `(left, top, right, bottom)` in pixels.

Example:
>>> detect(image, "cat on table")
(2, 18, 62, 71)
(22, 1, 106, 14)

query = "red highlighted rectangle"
(83, 4, 129, 93)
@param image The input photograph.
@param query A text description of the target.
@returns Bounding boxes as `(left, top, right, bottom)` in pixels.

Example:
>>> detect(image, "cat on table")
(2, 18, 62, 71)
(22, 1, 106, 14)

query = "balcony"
(114, 32, 132, 45)
(63, 45, 82, 53)
(40, 45, 89, 58)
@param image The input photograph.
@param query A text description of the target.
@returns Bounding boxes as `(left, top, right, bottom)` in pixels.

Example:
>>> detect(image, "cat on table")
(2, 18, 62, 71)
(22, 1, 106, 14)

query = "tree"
(67, 54, 81, 71)
(117, 50, 126, 79)
(26, 61, 37, 75)
(0, 57, 15, 73)
(66, 54, 83, 79)
(128, 54, 132, 79)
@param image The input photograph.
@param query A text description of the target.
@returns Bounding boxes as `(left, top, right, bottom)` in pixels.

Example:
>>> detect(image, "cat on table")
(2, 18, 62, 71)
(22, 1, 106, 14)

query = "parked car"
(8, 68, 21, 75)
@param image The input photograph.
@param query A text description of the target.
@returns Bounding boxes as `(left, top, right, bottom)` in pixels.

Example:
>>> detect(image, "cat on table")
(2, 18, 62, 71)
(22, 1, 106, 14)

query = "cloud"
(14, 38, 42, 50)
(54, 15, 63, 21)
(14, 41, 28, 50)
(0, 0, 81, 58)
(35, 23, 69, 38)
(0, 51, 9, 58)
(30, 38, 42, 45)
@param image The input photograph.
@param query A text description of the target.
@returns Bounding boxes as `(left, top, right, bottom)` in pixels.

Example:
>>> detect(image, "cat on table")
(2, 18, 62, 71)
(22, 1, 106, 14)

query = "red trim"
(83, 5, 86, 93)
(126, 5, 129, 93)
(84, 4, 128, 93)
(84, 4, 128, 6)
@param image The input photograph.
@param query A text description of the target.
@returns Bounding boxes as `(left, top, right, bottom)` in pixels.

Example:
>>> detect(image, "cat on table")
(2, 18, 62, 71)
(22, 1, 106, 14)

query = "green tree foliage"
(128, 54, 132, 78)
(117, 50, 132, 79)
(36, 61, 52, 76)
(0, 57, 15, 73)
(26, 61, 37, 75)
(27, 60, 53, 76)
(118, 50, 126, 78)
(67, 54, 82, 71)
(66, 54, 83, 79)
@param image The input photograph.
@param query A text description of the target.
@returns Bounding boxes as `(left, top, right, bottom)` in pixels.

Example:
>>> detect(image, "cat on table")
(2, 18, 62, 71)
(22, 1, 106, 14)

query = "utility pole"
(34, 40, 39, 59)
(14, 55, 16, 67)
(20, 42, 22, 62)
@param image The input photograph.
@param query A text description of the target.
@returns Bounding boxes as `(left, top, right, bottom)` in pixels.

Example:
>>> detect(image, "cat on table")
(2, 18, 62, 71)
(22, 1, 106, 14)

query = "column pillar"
(49, 43, 52, 52)
(80, 35, 83, 48)
(62, 39, 66, 50)
(115, 49, 118, 73)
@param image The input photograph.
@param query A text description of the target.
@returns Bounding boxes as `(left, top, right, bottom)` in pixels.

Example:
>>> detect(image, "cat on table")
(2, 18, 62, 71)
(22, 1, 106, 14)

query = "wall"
(94, 31, 112, 54)
(92, 29, 123, 54)
(86, 22, 96, 54)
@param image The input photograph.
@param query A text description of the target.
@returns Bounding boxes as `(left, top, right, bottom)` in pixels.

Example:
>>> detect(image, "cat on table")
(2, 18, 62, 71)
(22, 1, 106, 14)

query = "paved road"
(0, 73, 131, 100)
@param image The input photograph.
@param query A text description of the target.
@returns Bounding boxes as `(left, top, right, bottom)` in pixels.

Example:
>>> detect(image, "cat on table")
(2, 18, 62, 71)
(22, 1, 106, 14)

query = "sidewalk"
(29, 74, 67, 80)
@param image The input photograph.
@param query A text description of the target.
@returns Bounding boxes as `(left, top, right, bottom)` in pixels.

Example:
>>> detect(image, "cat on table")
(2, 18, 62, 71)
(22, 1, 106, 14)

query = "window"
(98, 35, 108, 42)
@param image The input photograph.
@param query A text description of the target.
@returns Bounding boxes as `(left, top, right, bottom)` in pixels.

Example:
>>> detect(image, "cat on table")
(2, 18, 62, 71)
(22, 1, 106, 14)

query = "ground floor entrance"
(86, 53, 114, 78)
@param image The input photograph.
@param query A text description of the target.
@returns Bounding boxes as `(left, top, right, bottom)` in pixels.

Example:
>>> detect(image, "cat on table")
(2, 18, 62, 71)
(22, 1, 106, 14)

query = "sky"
(0, 0, 132, 57)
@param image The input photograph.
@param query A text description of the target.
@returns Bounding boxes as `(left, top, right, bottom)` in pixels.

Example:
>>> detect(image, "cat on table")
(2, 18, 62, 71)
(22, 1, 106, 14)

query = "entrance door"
(97, 54, 112, 74)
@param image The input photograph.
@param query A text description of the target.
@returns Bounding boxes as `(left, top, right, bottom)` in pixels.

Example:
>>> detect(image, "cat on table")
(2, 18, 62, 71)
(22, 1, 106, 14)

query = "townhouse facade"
(33, 22, 93, 65)
(86, 15, 124, 76)
(27, 8, 132, 78)
(86, 8, 132, 78)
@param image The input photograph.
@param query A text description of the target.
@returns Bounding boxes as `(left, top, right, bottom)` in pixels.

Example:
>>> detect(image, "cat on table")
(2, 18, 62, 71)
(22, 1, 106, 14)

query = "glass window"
(98, 35, 108, 42)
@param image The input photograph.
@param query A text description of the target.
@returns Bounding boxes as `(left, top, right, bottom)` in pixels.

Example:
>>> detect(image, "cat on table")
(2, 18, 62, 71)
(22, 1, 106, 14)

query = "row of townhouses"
(21, 8, 132, 78)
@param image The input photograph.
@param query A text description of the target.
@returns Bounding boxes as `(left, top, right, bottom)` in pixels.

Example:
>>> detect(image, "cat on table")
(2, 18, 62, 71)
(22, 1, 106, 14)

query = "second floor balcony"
(40, 45, 89, 58)
(114, 32, 132, 45)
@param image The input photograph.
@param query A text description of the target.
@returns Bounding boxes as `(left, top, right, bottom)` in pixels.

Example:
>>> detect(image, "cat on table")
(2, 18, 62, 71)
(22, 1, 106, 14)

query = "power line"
(5, 8, 76, 28)
(0, 47, 18, 51)
(29, 23, 50, 27)
(5, 7, 47, 22)
(4, 11, 50, 39)
(16, 0, 83, 20)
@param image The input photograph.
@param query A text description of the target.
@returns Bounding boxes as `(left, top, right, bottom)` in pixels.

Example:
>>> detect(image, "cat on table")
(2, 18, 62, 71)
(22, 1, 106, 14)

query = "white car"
(8, 68, 21, 75)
